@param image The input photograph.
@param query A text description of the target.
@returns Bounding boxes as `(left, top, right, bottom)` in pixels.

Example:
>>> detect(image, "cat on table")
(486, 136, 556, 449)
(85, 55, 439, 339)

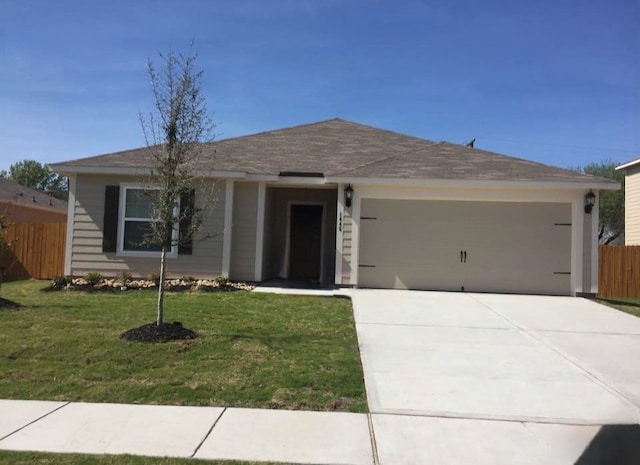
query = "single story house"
(0, 177, 68, 223)
(51, 118, 617, 296)
(616, 157, 640, 245)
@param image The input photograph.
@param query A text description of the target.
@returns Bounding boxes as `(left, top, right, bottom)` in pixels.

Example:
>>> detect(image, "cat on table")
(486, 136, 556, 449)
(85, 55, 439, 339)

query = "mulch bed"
(120, 322, 198, 343)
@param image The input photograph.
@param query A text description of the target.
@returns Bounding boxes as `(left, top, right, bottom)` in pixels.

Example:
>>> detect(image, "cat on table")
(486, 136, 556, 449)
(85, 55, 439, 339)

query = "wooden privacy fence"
(598, 245, 640, 298)
(0, 222, 66, 281)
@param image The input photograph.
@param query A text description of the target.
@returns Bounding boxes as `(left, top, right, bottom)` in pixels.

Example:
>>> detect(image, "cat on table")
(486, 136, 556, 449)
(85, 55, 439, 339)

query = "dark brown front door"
(289, 204, 323, 281)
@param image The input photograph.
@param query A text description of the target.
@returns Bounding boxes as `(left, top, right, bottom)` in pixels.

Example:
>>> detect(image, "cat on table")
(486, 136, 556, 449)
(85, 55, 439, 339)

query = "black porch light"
(344, 185, 354, 208)
(584, 190, 596, 214)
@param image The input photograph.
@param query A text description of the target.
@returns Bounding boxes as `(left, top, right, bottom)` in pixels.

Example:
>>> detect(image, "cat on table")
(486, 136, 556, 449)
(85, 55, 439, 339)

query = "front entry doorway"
(288, 204, 324, 281)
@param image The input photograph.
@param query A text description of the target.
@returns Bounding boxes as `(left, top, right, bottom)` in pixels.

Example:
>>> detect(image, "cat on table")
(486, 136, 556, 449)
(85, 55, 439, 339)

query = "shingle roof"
(0, 177, 67, 213)
(52, 118, 613, 184)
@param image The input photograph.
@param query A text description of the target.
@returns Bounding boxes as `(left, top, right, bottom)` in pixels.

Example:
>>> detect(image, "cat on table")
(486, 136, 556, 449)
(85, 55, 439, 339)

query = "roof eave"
(616, 158, 640, 171)
(50, 164, 247, 179)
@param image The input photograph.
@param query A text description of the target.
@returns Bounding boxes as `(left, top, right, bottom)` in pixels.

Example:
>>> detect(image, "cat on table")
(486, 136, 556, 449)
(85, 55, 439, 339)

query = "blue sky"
(1, 0, 638, 171)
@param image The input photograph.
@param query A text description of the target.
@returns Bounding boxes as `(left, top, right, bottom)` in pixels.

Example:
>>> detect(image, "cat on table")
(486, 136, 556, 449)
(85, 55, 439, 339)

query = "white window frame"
(116, 183, 179, 258)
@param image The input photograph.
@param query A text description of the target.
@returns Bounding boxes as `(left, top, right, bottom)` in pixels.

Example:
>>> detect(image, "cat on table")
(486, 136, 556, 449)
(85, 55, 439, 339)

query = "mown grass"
(0, 281, 366, 412)
(0, 451, 286, 465)
(597, 297, 640, 318)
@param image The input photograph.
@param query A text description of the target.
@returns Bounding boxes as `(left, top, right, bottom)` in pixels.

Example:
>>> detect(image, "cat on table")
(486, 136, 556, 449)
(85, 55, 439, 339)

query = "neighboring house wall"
(69, 174, 226, 278)
(230, 182, 259, 281)
(626, 166, 640, 245)
(0, 202, 66, 223)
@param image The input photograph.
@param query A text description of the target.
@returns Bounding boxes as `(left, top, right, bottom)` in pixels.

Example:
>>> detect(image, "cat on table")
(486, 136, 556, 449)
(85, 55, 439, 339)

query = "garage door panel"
(359, 199, 571, 295)
(359, 263, 463, 291)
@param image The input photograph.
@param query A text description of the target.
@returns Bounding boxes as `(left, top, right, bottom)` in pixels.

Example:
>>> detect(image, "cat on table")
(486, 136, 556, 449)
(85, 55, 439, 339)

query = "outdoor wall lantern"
(584, 190, 596, 214)
(344, 185, 354, 208)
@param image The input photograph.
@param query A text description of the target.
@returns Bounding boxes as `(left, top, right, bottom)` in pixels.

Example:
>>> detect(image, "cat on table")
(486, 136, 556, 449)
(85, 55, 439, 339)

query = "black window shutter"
(179, 188, 195, 255)
(102, 185, 120, 253)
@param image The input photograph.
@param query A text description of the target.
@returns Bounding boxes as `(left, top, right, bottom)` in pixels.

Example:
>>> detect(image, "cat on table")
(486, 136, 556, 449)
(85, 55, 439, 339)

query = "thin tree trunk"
(157, 246, 167, 326)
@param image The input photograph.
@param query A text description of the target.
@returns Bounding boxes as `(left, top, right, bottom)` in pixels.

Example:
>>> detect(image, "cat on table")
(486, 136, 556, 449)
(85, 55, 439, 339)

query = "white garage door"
(358, 199, 572, 295)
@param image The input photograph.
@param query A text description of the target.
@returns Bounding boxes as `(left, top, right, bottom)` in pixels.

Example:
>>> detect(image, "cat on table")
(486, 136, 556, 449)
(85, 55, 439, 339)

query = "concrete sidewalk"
(0, 399, 618, 464)
(0, 400, 373, 464)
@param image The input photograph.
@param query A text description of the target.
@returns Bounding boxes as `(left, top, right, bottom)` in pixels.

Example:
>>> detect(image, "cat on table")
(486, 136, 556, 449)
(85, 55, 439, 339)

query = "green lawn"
(0, 451, 286, 465)
(597, 297, 640, 318)
(0, 280, 366, 412)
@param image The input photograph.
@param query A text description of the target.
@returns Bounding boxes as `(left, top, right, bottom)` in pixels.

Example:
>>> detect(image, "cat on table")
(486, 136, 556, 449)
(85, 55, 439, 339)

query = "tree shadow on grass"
(219, 332, 309, 348)
(0, 297, 22, 310)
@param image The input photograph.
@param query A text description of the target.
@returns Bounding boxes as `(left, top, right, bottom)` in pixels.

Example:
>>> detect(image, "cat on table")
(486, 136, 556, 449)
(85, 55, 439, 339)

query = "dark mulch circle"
(120, 321, 198, 343)
(0, 297, 22, 310)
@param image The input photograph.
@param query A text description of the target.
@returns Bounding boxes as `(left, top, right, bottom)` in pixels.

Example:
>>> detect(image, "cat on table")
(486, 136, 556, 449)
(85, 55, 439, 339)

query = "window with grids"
(121, 188, 165, 252)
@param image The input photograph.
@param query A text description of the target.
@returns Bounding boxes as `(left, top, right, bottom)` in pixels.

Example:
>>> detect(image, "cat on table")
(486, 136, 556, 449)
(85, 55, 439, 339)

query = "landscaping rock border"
(49, 277, 255, 292)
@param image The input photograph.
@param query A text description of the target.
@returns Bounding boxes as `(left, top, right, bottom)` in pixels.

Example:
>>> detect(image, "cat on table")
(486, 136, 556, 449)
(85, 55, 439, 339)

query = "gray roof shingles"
(52, 118, 613, 184)
(0, 177, 67, 212)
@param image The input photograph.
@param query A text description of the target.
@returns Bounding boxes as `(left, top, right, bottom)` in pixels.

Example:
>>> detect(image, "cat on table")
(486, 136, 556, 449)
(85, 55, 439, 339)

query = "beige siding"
(626, 167, 640, 245)
(342, 208, 353, 285)
(230, 182, 258, 281)
(70, 174, 225, 278)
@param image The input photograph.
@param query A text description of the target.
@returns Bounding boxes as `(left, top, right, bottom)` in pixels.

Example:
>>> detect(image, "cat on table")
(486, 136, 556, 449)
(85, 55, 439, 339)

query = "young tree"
(139, 47, 215, 326)
(1, 160, 68, 200)
(579, 160, 625, 245)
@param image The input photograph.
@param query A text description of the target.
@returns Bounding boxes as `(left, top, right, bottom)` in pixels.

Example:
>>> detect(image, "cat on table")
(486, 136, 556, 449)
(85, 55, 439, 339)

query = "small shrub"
(181, 275, 196, 282)
(51, 275, 72, 288)
(214, 275, 229, 287)
(149, 271, 161, 287)
(85, 272, 103, 286)
(117, 270, 132, 284)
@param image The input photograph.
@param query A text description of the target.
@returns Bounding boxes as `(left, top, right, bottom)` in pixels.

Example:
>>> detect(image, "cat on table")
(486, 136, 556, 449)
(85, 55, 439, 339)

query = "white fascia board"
(354, 184, 582, 203)
(245, 174, 280, 182)
(49, 164, 247, 179)
(325, 176, 620, 191)
(245, 173, 334, 185)
(616, 158, 640, 171)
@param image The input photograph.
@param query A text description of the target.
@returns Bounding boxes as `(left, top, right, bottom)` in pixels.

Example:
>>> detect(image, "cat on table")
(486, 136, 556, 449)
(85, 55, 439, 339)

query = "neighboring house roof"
(616, 157, 640, 171)
(51, 118, 615, 186)
(0, 177, 67, 214)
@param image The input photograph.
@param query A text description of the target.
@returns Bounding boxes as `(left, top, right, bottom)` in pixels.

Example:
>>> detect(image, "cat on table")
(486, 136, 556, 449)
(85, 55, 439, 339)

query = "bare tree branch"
(139, 46, 216, 326)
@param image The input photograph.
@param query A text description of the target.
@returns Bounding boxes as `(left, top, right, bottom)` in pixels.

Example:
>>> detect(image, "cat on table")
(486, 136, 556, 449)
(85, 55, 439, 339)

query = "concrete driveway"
(352, 290, 640, 464)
